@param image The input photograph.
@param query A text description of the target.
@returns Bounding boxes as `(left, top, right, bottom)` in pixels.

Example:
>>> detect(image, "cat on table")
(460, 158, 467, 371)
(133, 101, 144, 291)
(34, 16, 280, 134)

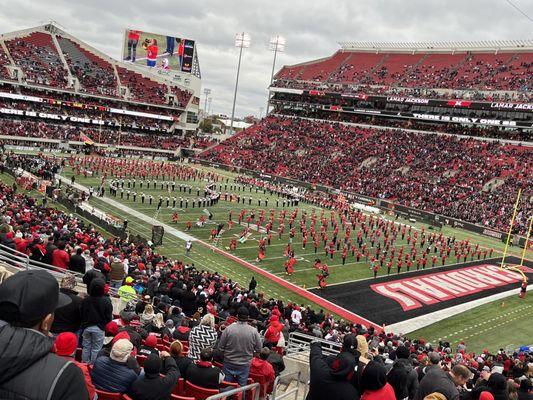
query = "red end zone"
(370, 264, 532, 311)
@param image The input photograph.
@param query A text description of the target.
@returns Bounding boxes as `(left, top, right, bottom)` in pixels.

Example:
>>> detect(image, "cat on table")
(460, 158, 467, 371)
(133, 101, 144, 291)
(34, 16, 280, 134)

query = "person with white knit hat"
(91, 338, 138, 393)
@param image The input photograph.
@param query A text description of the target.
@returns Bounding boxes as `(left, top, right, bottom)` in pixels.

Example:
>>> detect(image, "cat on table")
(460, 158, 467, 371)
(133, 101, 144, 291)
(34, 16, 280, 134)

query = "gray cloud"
(0, 0, 531, 117)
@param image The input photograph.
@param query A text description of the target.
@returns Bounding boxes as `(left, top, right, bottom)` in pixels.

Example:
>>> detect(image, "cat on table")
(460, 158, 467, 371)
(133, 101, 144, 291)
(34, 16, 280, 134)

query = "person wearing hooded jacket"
(0, 269, 89, 400)
(264, 315, 284, 347)
(81, 278, 113, 363)
(471, 373, 510, 400)
(387, 345, 419, 400)
(128, 352, 179, 400)
(360, 360, 396, 400)
(306, 341, 360, 400)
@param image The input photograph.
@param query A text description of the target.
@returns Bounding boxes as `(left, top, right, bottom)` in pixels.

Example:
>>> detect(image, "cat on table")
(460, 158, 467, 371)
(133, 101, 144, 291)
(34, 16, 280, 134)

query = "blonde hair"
(170, 340, 183, 357)
(153, 312, 164, 329)
(200, 313, 215, 328)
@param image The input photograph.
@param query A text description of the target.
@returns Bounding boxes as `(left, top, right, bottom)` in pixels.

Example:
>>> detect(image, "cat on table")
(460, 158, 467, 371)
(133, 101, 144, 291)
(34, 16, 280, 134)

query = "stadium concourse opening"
(310, 256, 533, 326)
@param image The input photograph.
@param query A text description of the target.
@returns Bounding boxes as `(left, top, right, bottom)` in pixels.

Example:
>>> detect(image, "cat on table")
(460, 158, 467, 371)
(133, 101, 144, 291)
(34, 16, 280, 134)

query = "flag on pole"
(80, 132, 94, 145)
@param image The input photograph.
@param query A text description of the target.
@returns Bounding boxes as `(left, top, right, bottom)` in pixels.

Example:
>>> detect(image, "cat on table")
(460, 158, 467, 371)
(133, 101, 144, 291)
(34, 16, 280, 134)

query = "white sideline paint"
(388, 287, 520, 334)
(58, 176, 197, 242)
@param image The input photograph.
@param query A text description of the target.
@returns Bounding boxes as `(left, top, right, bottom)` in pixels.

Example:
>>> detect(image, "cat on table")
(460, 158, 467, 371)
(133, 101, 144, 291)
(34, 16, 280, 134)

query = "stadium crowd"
(0, 156, 531, 399)
(274, 108, 532, 142)
(273, 50, 533, 102)
(0, 118, 214, 150)
(200, 115, 532, 235)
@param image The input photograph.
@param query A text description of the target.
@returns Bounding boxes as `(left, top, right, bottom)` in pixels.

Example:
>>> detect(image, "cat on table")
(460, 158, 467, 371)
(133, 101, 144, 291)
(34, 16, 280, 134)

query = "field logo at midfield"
(370, 264, 532, 311)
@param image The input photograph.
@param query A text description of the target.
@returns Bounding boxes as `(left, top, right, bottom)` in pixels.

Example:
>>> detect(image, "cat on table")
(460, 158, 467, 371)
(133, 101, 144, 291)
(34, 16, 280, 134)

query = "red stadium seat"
(94, 389, 122, 400)
(184, 381, 219, 400)
(170, 395, 195, 400)
(172, 378, 185, 395)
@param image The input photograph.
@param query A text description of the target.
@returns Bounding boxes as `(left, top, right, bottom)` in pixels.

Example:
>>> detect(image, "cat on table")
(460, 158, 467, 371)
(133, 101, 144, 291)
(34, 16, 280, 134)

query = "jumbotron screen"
(122, 28, 195, 73)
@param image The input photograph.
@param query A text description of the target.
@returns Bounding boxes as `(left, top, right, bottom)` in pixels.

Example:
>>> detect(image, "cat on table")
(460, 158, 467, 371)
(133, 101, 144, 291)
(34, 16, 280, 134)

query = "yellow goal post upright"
(499, 189, 532, 287)
(499, 188, 521, 271)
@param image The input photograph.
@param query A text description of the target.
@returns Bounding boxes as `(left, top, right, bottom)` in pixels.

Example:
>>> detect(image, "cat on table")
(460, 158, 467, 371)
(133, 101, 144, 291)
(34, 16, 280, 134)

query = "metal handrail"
(271, 371, 302, 400)
(205, 382, 260, 400)
(285, 331, 341, 358)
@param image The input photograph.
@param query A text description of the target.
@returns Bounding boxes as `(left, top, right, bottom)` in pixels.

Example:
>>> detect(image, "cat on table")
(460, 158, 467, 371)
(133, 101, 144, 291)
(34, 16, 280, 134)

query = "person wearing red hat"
(54, 332, 96, 400)
(139, 334, 159, 357)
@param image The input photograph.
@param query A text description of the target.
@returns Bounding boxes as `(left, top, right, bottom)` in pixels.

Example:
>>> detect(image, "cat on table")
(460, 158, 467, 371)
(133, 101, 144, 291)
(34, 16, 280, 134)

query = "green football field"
(410, 294, 533, 353)
(3, 155, 532, 350)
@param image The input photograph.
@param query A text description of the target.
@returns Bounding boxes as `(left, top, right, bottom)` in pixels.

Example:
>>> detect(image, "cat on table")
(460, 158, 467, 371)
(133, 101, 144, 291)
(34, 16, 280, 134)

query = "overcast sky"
(0, 0, 532, 117)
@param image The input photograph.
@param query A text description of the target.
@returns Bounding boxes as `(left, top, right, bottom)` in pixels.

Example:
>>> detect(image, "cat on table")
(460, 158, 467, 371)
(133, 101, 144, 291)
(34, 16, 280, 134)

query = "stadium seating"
(200, 115, 532, 234)
(274, 49, 533, 96)
(0, 46, 12, 80)
(57, 36, 118, 96)
(5, 32, 69, 88)
(116, 66, 169, 105)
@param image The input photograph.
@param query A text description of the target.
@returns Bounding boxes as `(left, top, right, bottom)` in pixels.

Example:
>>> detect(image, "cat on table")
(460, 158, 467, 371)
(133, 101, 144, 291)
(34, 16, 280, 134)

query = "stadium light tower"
(229, 32, 251, 135)
(266, 35, 286, 115)
(207, 97, 212, 115)
(203, 88, 211, 117)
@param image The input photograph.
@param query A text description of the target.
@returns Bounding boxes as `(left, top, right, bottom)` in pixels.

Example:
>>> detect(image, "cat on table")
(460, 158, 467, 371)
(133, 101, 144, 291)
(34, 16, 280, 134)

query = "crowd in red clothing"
(201, 115, 532, 234)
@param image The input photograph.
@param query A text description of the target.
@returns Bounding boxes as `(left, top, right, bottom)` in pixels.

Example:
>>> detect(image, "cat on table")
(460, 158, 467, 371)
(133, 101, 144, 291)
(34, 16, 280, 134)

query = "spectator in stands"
(50, 275, 83, 336)
(188, 313, 218, 361)
(186, 347, 225, 389)
(128, 352, 179, 400)
(91, 338, 138, 393)
(306, 341, 360, 400)
(249, 347, 276, 399)
(417, 352, 441, 382)
(415, 364, 472, 400)
(109, 256, 125, 289)
(264, 314, 284, 347)
(54, 332, 96, 399)
(360, 360, 396, 400)
(518, 380, 532, 400)
(218, 306, 262, 387)
(0, 270, 89, 399)
(138, 333, 159, 357)
(1, 230, 16, 251)
(52, 241, 71, 270)
(69, 247, 86, 274)
(387, 344, 419, 399)
(173, 318, 191, 341)
(169, 340, 192, 377)
(81, 278, 113, 363)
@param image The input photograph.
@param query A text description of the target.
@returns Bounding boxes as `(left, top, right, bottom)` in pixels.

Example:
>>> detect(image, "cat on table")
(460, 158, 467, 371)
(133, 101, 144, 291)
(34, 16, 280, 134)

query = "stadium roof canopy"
(338, 39, 533, 53)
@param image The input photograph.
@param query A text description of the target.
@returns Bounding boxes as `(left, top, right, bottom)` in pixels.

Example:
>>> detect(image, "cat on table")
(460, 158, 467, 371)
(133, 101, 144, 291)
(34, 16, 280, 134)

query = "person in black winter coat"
(0, 269, 89, 400)
(82, 268, 105, 288)
(69, 247, 86, 274)
(387, 345, 419, 399)
(81, 279, 113, 364)
(185, 347, 224, 389)
(306, 342, 360, 400)
(180, 283, 197, 316)
(128, 352, 180, 400)
(518, 379, 533, 400)
(51, 275, 83, 335)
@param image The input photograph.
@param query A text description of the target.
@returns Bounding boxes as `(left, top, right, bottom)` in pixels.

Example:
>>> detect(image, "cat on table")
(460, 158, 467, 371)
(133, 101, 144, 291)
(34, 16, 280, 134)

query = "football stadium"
(0, 3, 532, 399)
